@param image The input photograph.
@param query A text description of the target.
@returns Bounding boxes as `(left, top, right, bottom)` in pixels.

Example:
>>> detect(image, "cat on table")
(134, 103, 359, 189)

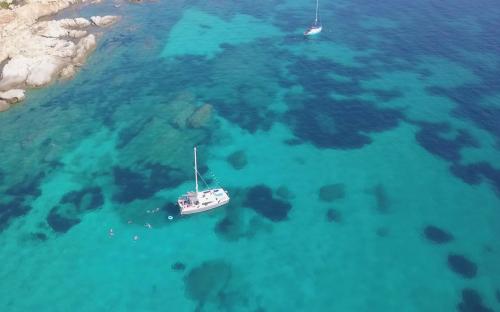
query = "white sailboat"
(304, 0, 322, 36)
(178, 147, 230, 215)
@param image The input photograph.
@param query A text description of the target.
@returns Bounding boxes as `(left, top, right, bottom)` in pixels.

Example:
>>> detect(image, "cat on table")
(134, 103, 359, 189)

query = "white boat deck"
(178, 188, 230, 215)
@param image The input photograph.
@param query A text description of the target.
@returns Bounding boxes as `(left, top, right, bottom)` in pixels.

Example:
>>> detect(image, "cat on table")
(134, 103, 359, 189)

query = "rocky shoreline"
(0, 0, 120, 112)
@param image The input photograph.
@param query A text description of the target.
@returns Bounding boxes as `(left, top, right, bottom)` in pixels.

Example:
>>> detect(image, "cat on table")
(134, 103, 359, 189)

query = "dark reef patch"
(415, 122, 478, 162)
(243, 185, 292, 222)
(112, 163, 186, 203)
(32, 232, 48, 241)
(457, 288, 494, 312)
(214, 188, 273, 242)
(183, 260, 232, 303)
(319, 184, 345, 202)
(447, 254, 477, 279)
(215, 99, 276, 133)
(496, 289, 500, 303)
(450, 162, 500, 195)
(286, 98, 402, 149)
(423, 225, 454, 244)
(226, 150, 247, 170)
(215, 216, 241, 241)
(6, 172, 45, 198)
(172, 262, 186, 271)
(326, 208, 342, 223)
(116, 117, 153, 149)
(61, 187, 104, 212)
(47, 207, 81, 233)
(46, 186, 105, 233)
(0, 198, 31, 232)
(283, 57, 403, 149)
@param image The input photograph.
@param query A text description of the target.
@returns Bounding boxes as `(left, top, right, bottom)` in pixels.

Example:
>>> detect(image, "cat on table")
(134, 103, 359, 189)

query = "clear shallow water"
(1, 0, 500, 311)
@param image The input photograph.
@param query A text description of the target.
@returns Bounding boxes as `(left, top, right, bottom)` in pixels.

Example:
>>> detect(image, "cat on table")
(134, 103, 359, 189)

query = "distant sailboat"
(178, 147, 230, 215)
(304, 0, 322, 36)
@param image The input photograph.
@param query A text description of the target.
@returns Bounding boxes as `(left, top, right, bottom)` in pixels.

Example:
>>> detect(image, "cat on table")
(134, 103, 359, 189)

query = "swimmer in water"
(109, 228, 114, 236)
(145, 223, 152, 229)
(133, 235, 139, 241)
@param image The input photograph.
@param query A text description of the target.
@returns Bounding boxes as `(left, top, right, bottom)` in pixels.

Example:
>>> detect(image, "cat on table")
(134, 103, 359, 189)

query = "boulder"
(90, 15, 119, 27)
(60, 64, 76, 80)
(68, 29, 87, 38)
(59, 17, 91, 28)
(0, 89, 25, 104)
(73, 34, 96, 64)
(0, 100, 10, 112)
(26, 56, 65, 87)
(0, 56, 30, 90)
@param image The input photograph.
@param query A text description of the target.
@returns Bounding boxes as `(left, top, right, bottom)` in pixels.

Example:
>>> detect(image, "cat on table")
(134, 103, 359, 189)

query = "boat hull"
(304, 26, 322, 36)
(178, 188, 230, 215)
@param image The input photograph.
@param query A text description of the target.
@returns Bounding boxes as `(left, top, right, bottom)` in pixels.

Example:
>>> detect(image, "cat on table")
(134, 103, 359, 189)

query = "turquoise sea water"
(1, 0, 500, 311)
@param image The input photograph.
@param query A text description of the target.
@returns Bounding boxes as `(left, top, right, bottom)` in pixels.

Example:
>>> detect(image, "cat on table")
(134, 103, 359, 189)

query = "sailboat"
(178, 147, 230, 215)
(304, 0, 322, 36)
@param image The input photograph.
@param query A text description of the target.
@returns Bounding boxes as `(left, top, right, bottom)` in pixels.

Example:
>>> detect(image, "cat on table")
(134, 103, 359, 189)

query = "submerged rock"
(447, 253, 477, 279)
(46, 206, 80, 233)
(187, 103, 213, 128)
(243, 185, 292, 222)
(423, 225, 454, 244)
(457, 288, 493, 312)
(184, 260, 232, 302)
(325, 208, 341, 223)
(319, 184, 345, 202)
(226, 150, 247, 170)
(171, 262, 186, 271)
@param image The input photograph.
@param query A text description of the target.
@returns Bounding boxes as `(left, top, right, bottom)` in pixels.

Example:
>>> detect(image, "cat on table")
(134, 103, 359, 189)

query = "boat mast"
(194, 147, 199, 195)
(315, 0, 319, 24)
